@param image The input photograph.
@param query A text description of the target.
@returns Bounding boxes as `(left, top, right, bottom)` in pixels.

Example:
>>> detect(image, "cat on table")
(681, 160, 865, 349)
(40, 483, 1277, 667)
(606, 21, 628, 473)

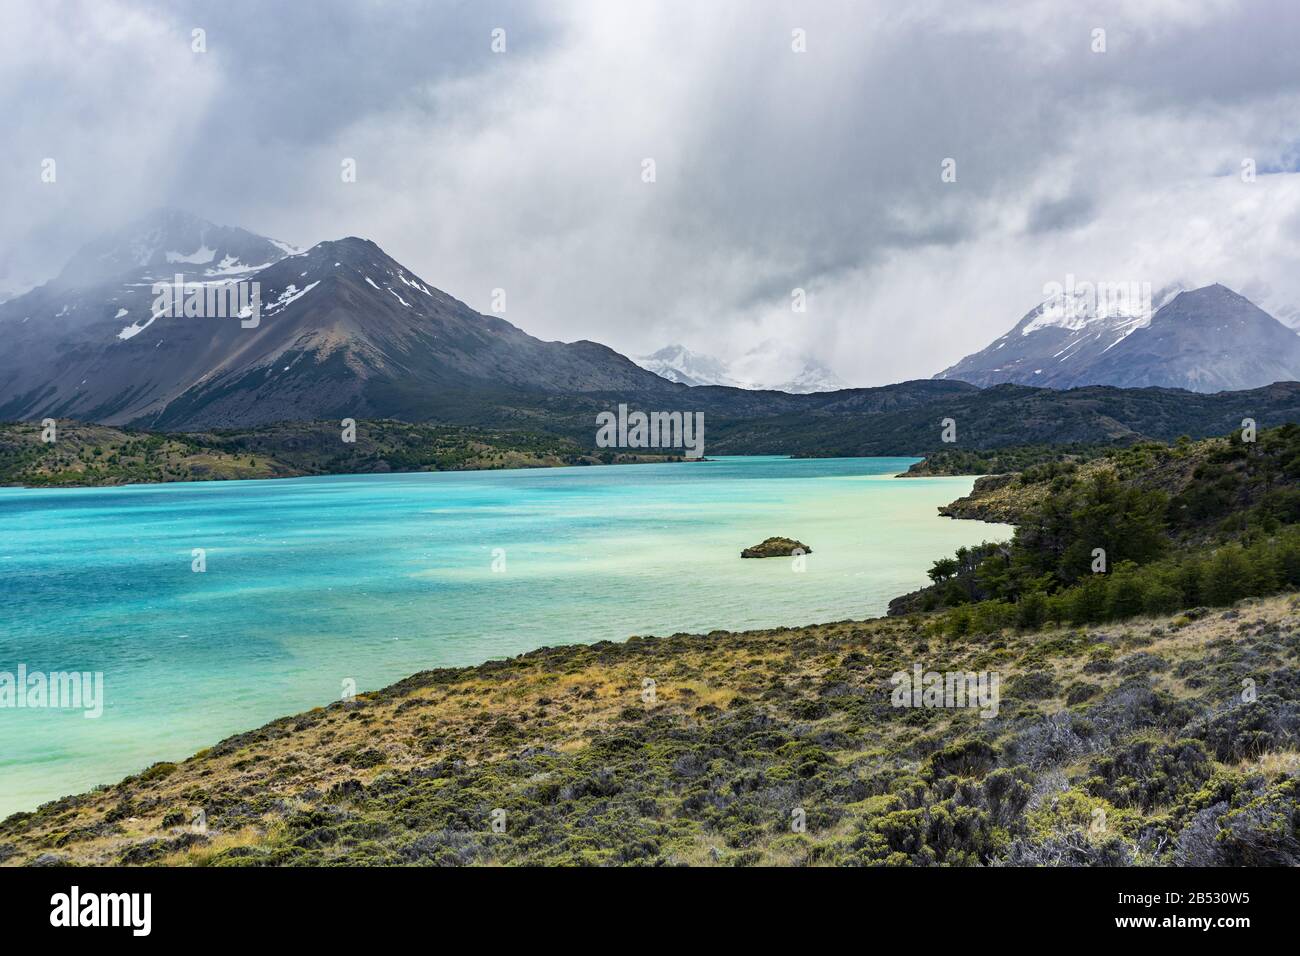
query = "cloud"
(0, 0, 221, 296)
(4, 0, 1300, 382)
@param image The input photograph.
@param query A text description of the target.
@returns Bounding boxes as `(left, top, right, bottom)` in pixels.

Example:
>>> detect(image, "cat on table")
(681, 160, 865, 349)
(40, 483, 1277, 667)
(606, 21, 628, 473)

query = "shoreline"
(0, 454, 941, 493)
(0, 452, 693, 492)
(7, 421, 1296, 864)
(0, 418, 686, 490)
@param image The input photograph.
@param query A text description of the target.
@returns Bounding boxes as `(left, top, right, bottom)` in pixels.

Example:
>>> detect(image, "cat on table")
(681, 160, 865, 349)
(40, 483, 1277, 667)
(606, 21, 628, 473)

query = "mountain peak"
(55, 209, 294, 288)
(937, 281, 1300, 393)
(315, 236, 379, 253)
(266, 236, 449, 310)
(1170, 283, 1240, 305)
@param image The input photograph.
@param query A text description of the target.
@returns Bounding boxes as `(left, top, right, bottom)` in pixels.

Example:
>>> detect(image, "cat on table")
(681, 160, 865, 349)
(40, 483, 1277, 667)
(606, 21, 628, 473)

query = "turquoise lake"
(0, 456, 1011, 816)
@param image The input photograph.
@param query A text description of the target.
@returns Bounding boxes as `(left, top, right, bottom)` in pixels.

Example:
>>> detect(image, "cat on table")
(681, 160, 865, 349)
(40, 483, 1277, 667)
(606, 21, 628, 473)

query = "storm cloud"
(3, 0, 1299, 384)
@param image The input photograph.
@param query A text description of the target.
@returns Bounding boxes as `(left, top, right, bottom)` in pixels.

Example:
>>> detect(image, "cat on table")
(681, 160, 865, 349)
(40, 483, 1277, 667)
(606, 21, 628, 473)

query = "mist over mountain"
(935, 284, 1300, 393)
(55, 208, 295, 290)
(635, 345, 740, 388)
(635, 343, 847, 393)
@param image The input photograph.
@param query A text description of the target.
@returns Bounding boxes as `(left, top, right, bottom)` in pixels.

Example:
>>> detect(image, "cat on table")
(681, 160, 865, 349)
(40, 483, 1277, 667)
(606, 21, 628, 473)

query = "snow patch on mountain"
(117, 304, 167, 340)
(166, 245, 216, 265)
(264, 280, 320, 316)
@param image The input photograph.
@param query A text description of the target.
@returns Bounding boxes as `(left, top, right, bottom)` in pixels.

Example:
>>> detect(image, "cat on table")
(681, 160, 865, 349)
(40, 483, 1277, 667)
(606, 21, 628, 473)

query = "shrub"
(1085, 738, 1212, 812)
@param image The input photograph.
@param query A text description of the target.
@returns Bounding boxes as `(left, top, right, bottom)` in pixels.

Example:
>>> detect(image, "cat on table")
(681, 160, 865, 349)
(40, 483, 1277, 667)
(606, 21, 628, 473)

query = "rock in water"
(741, 537, 811, 558)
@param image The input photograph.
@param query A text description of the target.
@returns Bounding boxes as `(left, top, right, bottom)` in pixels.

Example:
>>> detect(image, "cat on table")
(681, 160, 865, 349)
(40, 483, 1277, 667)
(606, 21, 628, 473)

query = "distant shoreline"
(0, 452, 688, 491)
(0, 419, 687, 490)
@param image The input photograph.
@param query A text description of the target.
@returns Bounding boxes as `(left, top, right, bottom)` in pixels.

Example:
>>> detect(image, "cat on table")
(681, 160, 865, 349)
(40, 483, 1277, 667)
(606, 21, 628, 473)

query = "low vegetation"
(901, 443, 1113, 478)
(3, 592, 1295, 867)
(0, 419, 680, 487)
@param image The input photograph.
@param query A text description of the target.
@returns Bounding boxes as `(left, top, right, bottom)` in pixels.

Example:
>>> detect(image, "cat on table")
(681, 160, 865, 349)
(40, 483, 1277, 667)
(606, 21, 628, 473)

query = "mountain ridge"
(4, 214, 1299, 451)
(936, 283, 1300, 393)
(0, 221, 687, 429)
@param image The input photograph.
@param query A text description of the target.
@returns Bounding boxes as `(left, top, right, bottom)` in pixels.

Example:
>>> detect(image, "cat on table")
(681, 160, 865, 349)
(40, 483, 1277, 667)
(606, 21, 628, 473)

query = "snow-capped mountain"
(0, 214, 678, 429)
(57, 208, 295, 288)
(636, 343, 847, 393)
(0, 210, 304, 424)
(935, 283, 1300, 393)
(635, 345, 742, 388)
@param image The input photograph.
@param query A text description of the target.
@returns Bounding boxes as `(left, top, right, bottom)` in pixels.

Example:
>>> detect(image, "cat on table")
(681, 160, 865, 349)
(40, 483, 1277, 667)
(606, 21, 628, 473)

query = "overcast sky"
(3, 0, 1299, 385)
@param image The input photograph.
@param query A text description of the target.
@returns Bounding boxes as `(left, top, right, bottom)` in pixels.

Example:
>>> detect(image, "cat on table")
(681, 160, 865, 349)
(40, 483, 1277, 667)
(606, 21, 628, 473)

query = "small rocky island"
(740, 536, 811, 558)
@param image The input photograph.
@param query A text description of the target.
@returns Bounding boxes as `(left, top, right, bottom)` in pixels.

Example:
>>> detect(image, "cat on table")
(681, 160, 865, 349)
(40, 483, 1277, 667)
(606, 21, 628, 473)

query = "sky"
(3, 0, 1300, 386)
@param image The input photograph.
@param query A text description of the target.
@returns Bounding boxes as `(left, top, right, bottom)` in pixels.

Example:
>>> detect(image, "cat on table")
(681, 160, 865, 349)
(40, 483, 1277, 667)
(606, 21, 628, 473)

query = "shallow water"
(0, 456, 1010, 815)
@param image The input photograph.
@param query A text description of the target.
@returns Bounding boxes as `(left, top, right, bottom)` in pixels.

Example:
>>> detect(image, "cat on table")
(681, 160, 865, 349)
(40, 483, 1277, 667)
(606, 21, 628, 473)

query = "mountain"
(769, 361, 849, 394)
(0, 209, 301, 425)
(0, 215, 684, 429)
(636, 342, 847, 393)
(55, 208, 294, 289)
(140, 238, 685, 430)
(935, 283, 1300, 393)
(4, 215, 1298, 452)
(635, 344, 742, 388)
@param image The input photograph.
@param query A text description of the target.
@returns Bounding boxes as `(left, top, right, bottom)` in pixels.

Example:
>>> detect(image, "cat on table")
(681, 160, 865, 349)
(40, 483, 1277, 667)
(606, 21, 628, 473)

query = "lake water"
(0, 456, 1011, 816)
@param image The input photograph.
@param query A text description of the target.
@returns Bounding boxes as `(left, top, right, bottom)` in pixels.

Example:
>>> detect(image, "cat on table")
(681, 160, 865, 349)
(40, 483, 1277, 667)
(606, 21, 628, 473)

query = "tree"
(1106, 569, 1145, 619)
(1016, 591, 1047, 630)
(1068, 576, 1109, 625)
(928, 557, 959, 585)
(1202, 547, 1251, 606)
(1143, 581, 1183, 615)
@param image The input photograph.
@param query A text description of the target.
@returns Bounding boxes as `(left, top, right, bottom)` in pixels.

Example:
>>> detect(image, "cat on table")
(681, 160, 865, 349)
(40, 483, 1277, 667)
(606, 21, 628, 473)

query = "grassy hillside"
(909, 426, 1300, 526)
(899, 444, 1114, 479)
(0, 419, 679, 487)
(2, 594, 1296, 867)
